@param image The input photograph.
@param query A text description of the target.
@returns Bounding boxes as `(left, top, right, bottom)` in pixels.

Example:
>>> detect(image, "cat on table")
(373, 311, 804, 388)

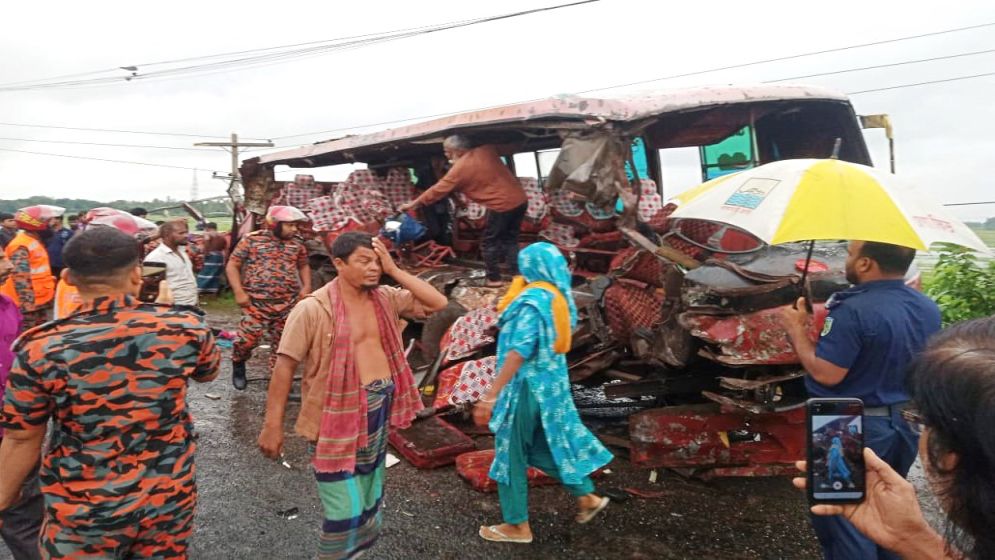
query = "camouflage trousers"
(233, 297, 297, 368)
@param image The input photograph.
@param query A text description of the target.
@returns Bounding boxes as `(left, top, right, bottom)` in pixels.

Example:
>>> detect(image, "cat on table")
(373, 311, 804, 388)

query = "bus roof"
(251, 83, 851, 168)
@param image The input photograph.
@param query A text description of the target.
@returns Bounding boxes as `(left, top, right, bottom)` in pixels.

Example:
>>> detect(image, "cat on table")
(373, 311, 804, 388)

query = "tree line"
(0, 196, 231, 216)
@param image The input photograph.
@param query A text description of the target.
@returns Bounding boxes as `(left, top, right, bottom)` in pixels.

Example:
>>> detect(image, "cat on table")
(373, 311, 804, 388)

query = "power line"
(0, 18, 490, 88)
(0, 121, 268, 140)
(0, 137, 220, 151)
(767, 48, 995, 82)
(263, 68, 995, 150)
(0, 147, 224, 173)
(266, 23, 995, 144)
(0, 1, 599, 92)
(944, 201, 995, 207)
(847, 71, 995, 94)
(574, 21, 995, 94)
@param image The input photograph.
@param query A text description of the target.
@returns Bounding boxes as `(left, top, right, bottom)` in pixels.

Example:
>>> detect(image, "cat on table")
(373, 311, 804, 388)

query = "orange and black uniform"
(0, 294, 220, 559)
(1, 232, 55, 329)
(229, 229, 308, 367)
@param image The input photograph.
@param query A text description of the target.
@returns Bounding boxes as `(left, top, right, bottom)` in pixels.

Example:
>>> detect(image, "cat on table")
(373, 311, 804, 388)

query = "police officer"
(780, 240, 941, 560)
(226, 205, 311, 390)
(0, 205, 65, 329)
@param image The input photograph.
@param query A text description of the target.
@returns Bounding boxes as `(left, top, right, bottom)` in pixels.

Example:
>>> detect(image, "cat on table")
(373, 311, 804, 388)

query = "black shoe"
(232, 361, 247, 390)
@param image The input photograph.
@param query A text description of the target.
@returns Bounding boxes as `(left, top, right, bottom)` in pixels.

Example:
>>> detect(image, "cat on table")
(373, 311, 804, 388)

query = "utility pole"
(194, 133, 274, 185)
(194, 133, 274, 242)
(190, 168, 199, 201)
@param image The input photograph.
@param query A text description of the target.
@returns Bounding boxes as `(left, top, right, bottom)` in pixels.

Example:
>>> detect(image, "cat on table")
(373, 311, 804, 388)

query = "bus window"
(536, 149, 560, 184)
(700, 126, 754, 180)
(513, 153, 539, 179)
(658, 147, 703, 200)
(626, 137, 650, 181)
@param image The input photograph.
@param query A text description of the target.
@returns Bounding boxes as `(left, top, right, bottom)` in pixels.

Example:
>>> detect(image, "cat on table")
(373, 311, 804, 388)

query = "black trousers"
(0, 461, 43, 560)
(481, 203, 527, 281)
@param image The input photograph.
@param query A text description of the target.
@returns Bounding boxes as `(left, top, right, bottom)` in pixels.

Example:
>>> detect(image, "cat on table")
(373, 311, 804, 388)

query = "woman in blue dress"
(473, 242, 614, 544)
(827, 436, 852, 486)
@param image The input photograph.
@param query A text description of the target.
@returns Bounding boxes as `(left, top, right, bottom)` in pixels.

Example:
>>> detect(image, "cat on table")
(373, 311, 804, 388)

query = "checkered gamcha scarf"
(313, 279, 424, 474)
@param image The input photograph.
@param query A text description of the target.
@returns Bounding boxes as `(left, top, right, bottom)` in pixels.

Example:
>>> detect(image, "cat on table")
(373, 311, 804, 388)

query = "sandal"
(576, 496, 610, 524)
(478, 524, 533, 544)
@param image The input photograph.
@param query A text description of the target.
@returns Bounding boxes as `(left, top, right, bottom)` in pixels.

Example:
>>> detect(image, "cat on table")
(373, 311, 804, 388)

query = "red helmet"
(84, 207, 157, 236)
(265, 205, 309, 230)
(14, 205, 65, 232)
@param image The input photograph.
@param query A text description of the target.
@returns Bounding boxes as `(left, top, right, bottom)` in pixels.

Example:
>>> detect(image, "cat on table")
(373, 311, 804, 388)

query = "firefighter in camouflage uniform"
(0, 227, 220, 560)
(1, 205, 65, 330)
(226, 205, 311, 390)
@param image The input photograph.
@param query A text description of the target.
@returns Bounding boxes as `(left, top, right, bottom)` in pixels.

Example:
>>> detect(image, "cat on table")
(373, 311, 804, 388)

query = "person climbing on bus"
(399, 135, 527, 287)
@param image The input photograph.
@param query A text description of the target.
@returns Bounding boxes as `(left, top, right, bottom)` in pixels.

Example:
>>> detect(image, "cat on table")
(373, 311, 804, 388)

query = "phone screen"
(807, 398, 865, 504)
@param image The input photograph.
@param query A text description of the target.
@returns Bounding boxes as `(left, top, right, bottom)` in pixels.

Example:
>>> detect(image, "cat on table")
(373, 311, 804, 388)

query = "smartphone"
(140, 261, 167, 303)
(806, 398, 865, 504)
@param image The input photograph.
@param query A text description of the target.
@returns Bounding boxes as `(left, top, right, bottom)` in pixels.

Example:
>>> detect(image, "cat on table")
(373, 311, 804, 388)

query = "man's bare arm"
(257, 354, 300, 459)
(298, 262, 312, 296)
(372, 238, 447, 312)
(0, 425, 45, 511)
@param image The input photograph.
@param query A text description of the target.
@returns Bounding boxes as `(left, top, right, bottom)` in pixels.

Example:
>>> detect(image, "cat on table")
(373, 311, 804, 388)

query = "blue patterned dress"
(488, 243, 613, 491)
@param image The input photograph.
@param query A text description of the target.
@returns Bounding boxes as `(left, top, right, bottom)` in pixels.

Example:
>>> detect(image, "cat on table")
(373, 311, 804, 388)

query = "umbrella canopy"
(671, 159, 989, 253)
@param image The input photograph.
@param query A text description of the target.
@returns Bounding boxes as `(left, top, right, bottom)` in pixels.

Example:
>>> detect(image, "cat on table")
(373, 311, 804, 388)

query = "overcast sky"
(1, 0, 993, 220)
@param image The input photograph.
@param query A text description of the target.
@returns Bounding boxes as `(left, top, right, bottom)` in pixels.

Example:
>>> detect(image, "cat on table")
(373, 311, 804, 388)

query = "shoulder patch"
(820, 316, 834, 337)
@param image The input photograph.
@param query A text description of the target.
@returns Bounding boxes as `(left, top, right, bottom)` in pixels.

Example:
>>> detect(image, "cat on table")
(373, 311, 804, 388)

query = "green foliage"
(924, 245, 995, 324)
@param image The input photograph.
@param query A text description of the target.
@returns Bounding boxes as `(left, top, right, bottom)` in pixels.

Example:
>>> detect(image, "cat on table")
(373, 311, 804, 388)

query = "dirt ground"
(1, 301, 944, 560)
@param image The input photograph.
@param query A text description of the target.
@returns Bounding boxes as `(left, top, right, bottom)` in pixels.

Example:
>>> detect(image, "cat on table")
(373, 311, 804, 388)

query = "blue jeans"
(811, 410, 919, 559)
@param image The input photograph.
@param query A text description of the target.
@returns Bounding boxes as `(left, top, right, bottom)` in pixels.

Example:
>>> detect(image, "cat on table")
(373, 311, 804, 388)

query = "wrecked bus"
(239, 84, 892, 477)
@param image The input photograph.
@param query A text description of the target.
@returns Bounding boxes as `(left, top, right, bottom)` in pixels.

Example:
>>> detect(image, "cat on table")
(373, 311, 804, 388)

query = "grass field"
(147, 214, 233, 231)
(973, 228, 995, 246)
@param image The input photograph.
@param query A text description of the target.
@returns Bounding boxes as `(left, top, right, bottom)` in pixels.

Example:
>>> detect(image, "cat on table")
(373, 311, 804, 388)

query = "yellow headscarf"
(497, 276, 572, 354)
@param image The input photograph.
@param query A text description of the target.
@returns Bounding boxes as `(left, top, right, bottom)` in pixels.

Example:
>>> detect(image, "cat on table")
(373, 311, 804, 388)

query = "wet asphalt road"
(186, 305, 824, 560)
(0, 303, 942, 560)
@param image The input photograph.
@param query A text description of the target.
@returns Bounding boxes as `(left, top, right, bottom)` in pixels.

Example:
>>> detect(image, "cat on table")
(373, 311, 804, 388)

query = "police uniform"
(229, 229, 308, 368)
(809, 279, 941, 560)
(0, 294, 220, 559)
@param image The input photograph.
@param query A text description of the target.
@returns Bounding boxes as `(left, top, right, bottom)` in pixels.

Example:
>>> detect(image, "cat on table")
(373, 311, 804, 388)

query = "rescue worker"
(226, 205, 312, 390)
(0, 249, 44, 560)
(399, 135, 528, 287)
(0, 205, 64, 329)
(0, 227, 219, 559)
(54, 209, 159, 319)
(780, 240, 941, 560)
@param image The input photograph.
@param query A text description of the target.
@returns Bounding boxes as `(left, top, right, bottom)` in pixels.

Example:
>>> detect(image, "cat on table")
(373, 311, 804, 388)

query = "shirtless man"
(257, 232, 446, 559)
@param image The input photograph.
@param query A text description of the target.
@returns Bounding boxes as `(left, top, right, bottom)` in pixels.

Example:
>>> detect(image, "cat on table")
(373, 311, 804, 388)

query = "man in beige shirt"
(400, 135, 528, 286)
(257, 231, 446, 559)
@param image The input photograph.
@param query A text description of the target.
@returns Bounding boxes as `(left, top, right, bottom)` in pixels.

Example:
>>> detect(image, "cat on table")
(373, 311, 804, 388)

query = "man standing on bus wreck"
(399, 135, 528, 287)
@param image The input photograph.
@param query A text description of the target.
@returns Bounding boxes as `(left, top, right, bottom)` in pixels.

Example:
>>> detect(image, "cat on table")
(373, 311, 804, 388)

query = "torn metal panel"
(718, 371, 804, 392)
(629, 403, 805, 470)
(545, 131, 631, 208)
(681, 304, 829, 366)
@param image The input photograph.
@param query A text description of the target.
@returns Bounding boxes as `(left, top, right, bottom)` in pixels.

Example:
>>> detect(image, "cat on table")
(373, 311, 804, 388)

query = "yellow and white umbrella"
(671, 158, 989, 253)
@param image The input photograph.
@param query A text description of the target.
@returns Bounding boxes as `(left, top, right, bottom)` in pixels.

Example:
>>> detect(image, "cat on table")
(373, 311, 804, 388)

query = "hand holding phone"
(806, 398, 866, 504)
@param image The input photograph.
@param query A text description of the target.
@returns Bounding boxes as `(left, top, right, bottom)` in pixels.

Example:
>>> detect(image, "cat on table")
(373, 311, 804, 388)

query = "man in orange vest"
(0, 205, 64, 330)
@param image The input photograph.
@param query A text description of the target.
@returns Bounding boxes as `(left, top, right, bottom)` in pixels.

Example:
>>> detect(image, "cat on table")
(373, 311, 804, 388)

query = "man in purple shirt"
(0, 250, 43, 560)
